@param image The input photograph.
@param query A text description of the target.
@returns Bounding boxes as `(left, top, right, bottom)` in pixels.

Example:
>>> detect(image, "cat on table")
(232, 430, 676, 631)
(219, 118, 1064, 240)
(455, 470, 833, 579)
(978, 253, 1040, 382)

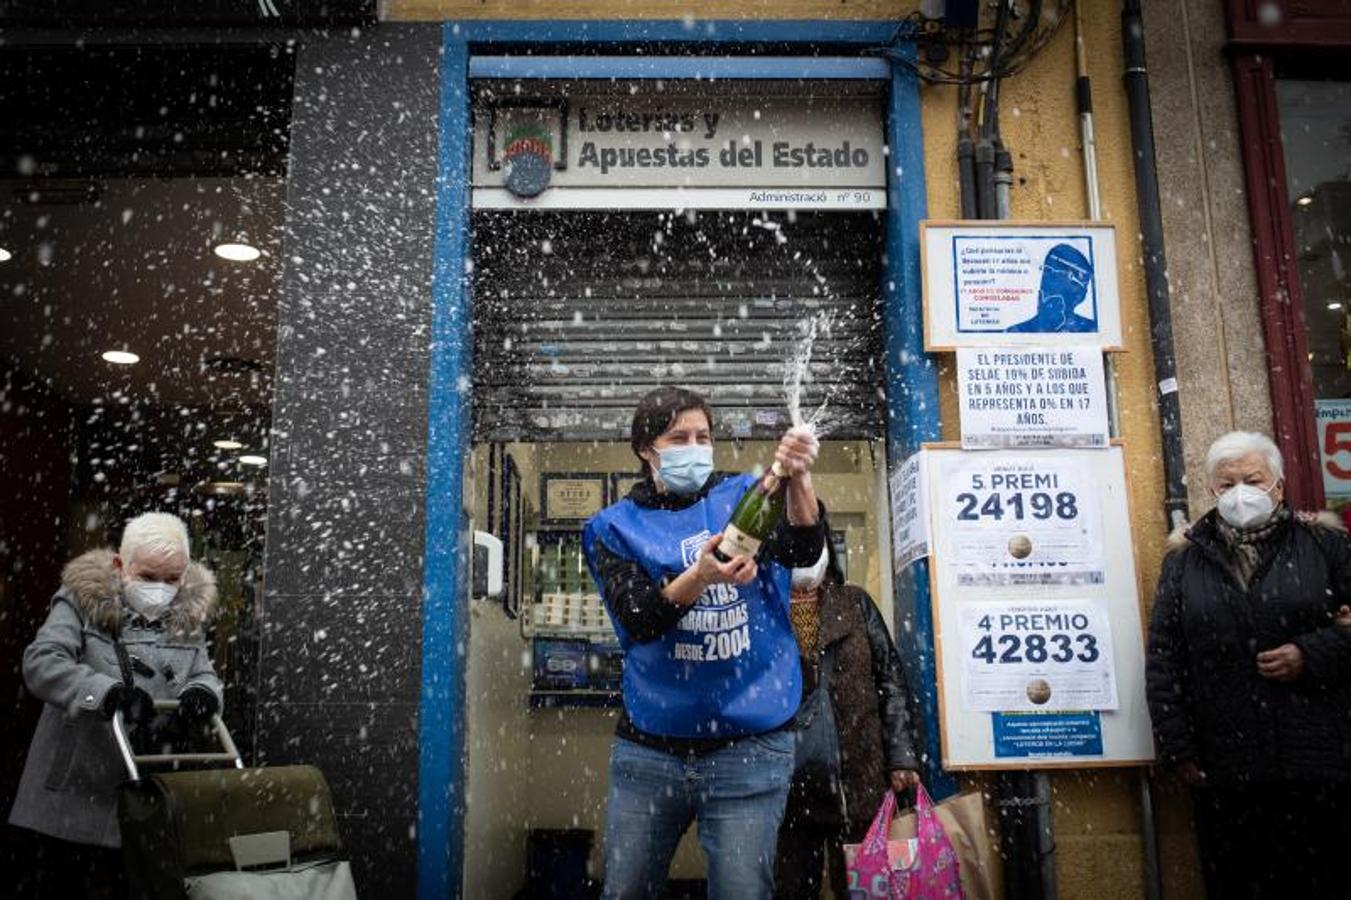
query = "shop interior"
(0, 44, 293, 824)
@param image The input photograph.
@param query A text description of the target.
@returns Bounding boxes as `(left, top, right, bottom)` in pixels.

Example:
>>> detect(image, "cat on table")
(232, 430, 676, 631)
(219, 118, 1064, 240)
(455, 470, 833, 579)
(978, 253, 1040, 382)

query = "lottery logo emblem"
(680, 531, 714, 567)
(502, 123, 553, 199)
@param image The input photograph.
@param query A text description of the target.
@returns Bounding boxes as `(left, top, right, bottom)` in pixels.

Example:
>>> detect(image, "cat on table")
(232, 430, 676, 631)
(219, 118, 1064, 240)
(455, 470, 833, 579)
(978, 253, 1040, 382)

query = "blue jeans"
(601, 732, 795, 900)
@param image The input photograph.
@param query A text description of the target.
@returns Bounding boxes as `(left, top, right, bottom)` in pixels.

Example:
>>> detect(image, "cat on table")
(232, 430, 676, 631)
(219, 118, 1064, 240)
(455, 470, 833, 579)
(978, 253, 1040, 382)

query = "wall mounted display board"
(924, 444, 1154, 769)
(956, 346, 1110, 449)
(922, 221, 1123, 350)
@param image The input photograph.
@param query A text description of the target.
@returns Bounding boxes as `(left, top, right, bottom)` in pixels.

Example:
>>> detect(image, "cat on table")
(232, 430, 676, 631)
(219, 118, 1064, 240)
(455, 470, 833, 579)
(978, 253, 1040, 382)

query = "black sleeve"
(1145, 551, 1199, 765)
(764, 500, 826, 568)
(593, 539, 686, 644)
(860, 591, 920, 772)
(1293, 526, 1351, 685)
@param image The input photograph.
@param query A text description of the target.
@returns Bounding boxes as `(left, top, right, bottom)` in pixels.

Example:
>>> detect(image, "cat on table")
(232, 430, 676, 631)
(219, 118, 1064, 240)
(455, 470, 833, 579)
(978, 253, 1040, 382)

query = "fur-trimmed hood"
(60, 548, 218, 635)
(1166, 507, 1345, 553)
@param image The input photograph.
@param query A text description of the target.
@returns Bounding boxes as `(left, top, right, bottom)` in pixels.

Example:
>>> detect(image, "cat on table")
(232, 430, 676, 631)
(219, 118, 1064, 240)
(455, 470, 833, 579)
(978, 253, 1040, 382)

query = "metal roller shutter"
(471, 209, 884, 441)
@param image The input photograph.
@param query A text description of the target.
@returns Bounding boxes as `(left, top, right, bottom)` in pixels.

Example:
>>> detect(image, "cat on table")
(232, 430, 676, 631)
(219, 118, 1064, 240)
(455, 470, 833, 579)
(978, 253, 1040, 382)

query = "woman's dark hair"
(630, 385, 715, 473)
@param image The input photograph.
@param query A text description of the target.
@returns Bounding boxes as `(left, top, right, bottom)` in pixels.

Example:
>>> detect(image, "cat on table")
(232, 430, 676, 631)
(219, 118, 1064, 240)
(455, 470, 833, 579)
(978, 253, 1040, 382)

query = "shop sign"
(922, 222, 1123, 349)
(472, 91, 885, 209)
(956, 346, 1109, 449)
(1316, 398, 1351, 498)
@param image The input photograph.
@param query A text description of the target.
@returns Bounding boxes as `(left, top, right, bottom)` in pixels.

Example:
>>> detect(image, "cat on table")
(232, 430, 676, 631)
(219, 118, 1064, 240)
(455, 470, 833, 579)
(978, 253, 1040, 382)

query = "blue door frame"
(418, 20, 948, 898)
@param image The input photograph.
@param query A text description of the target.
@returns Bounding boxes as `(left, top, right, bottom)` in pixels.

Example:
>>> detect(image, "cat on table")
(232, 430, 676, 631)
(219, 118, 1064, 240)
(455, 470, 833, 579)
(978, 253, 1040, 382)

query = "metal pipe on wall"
(1113, 3, 1178, 896)
(1122, 0, 1190, 532)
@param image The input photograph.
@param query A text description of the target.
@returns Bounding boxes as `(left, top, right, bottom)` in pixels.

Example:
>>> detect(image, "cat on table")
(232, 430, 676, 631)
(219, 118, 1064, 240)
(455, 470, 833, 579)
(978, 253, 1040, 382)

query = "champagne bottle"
(715, 461, 788, 561)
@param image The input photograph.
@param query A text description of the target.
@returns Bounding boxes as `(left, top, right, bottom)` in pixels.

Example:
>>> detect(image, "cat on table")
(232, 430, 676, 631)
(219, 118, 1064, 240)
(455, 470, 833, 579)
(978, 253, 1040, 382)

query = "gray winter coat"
(8, 549, 222, 848)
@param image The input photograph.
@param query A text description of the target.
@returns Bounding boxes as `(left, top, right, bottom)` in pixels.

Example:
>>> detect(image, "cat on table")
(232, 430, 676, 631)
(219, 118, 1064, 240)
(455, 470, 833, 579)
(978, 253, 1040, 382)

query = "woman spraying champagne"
(583, 386, 823, 900)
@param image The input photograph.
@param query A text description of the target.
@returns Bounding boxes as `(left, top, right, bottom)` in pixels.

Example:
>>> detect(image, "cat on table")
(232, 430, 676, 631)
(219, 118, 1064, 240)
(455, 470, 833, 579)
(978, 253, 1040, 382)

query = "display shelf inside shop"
(528, 689, 623, 710)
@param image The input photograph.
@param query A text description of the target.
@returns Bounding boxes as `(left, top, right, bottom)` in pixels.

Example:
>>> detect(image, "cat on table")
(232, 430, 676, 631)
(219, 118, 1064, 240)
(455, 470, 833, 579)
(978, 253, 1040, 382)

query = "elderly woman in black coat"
(1146, 430, 1351, 899)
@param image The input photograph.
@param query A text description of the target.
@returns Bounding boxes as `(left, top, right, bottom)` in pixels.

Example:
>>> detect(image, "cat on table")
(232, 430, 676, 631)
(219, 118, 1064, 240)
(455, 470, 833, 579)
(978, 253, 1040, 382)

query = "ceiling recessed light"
(238, 454, 268, 467)
(0, 247, 11, 262)
(1329, 302, 1344, 311)
(101, 350, 140, 365)
(214, 242, 261, 262)
(213, 439, 245, 450)
(1297, 195, 1314, 207)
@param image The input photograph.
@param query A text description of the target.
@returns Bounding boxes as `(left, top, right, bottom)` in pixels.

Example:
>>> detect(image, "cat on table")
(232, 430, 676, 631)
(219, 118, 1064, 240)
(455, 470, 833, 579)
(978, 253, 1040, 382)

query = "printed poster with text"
(958, 599, 1118, 713)
(930, 453, 1104, 588)
(957, 346, 1109, 449)
(923, 223, 1122, 349)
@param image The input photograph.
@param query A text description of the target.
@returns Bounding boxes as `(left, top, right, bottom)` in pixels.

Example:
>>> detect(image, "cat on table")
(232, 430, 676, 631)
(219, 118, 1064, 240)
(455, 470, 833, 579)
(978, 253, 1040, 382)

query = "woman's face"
(1212, 452, 1283, 505)
(639, 408, 712, 469)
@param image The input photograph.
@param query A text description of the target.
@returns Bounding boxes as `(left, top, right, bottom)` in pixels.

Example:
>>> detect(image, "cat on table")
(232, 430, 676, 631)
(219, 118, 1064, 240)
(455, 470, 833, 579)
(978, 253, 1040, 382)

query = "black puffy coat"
(788, 584, 919, 840)
(1146, 509, 1351, 785)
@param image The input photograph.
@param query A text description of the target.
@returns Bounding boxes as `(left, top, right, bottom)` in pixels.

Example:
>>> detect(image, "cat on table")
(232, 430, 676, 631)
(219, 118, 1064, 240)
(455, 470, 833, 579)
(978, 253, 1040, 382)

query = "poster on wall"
(957, 599, 1118, 713)
(925, 444, 1154, 769)
(1315, 398, 1351, 499)
(889, 451, 929, 569)
(922, 222, 1123, 350)
(956, 347, 1109, 449)
(927, 452, 1104, 587)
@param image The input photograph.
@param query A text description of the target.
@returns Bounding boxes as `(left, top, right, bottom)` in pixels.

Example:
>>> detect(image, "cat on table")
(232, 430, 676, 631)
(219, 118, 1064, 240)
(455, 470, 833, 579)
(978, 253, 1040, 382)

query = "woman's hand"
(1256, 643, 1305, 682)
(693, 535, 758, 587)
(890, 769, 921, 793)
(775, 426, 820, 477)
(661, 536, 757, 608)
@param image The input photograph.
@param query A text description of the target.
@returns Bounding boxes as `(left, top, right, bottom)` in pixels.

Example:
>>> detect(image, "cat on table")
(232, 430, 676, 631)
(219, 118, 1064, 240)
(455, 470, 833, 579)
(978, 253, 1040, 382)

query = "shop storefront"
(425, 27, 937, 896)
(3, 2, 1227, 896)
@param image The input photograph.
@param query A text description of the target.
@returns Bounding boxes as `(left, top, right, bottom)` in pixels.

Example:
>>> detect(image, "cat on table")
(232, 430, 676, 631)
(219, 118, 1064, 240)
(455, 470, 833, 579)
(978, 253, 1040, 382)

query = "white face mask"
(123, 580, 178, 620)
(1215, 482, 1278, 530)
(791, 546, 830, 591)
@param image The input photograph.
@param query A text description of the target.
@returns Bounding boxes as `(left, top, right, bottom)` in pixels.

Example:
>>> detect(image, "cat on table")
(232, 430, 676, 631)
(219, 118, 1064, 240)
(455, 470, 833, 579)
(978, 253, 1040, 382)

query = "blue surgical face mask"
(656, 445, 714, 495)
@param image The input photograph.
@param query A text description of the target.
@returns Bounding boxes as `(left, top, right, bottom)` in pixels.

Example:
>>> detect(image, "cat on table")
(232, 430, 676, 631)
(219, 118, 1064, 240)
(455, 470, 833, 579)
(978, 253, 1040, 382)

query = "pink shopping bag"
(844, 785, 964, 899)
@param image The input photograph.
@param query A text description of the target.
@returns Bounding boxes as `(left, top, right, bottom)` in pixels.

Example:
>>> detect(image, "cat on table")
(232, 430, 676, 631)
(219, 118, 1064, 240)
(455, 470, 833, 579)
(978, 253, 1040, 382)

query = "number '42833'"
(971, 632, 1099, 665)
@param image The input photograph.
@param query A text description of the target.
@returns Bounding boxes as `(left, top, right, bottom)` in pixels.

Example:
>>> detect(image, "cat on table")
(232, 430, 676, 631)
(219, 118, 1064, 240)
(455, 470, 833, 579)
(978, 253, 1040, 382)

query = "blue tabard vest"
(582, 474, 803, 739)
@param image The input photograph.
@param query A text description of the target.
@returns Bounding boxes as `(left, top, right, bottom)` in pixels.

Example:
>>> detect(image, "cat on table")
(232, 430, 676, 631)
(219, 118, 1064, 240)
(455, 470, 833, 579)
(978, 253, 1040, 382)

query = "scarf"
(789, 588, 821, 659)
(1214, 504, 1289, 589)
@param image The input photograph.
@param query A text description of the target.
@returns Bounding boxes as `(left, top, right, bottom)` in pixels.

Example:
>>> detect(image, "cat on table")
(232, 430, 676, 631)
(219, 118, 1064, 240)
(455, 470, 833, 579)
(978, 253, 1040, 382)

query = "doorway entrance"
(460, 207, 893, 897)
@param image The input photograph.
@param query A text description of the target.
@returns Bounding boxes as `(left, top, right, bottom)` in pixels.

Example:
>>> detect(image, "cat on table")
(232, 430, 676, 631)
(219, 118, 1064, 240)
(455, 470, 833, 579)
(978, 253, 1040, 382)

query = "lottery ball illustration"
(1026, 678, 1053, 705)
(1008, 534, 1033, 559)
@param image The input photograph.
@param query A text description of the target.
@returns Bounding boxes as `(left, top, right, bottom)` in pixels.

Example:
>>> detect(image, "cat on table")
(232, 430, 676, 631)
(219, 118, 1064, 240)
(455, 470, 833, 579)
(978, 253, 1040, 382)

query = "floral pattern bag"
(844, 784, 964, 899)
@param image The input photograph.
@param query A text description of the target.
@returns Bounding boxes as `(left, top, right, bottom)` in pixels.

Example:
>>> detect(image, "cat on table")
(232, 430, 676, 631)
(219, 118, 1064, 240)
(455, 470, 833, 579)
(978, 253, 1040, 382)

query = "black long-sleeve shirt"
(592, 472, 826, 755)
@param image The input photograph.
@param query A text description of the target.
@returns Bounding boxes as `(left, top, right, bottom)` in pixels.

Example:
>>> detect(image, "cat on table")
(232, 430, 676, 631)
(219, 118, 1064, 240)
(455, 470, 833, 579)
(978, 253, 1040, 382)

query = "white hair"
(119, 512, 191, 562)
(1205, 431, 1284, 483)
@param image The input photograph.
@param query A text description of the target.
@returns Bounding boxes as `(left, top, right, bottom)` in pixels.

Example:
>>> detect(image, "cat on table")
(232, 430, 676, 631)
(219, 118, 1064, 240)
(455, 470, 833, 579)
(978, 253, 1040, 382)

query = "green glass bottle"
(714, 461, 788, 561)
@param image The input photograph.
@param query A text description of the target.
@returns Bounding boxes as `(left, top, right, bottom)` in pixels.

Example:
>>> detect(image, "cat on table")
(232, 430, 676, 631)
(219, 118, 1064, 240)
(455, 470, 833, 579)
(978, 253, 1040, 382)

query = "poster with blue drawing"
(922, 222, 1123, 350)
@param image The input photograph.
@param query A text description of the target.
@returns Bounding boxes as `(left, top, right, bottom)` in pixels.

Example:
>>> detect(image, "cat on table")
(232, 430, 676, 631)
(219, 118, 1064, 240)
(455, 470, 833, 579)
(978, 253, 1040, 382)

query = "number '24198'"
(956, 491, 1078, 521)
